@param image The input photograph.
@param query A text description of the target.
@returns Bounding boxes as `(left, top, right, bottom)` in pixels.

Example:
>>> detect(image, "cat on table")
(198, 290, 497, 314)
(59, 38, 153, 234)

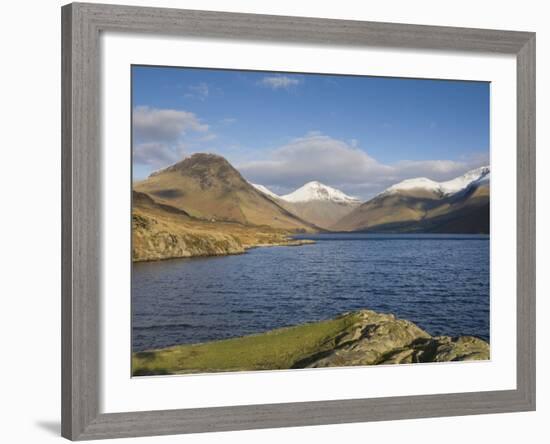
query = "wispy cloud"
(198, 133, 217, 142)
(258, 75, 302, 90)
(184, 82, 210, 100)
(220, 117, 237, 125)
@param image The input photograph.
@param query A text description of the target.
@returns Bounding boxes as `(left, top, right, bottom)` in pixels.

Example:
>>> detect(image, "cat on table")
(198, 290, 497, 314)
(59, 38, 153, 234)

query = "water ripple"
(132, 233, 490, 351)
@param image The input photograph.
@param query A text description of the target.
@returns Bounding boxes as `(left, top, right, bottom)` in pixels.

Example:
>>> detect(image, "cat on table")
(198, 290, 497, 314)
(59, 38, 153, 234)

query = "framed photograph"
(62, 2, 535, 440)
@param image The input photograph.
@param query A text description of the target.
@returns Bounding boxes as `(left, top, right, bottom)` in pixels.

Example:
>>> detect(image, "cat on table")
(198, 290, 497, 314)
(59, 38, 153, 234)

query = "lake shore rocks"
(301, 310, 490, 367)
(132, 210, 314, 262)
(132, 309, 489, 376)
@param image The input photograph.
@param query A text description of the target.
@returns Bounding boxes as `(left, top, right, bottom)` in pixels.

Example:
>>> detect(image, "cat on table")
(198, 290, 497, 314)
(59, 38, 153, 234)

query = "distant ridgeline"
(132, 153, 489, 261)
(332, 166, 490, 234)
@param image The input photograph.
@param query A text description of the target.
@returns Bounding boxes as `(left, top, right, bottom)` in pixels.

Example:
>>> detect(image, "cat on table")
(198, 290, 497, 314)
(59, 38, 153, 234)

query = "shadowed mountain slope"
(132, 190, 314, 261)
(333, 168, 490, 234)
(134, 153, 319, 232)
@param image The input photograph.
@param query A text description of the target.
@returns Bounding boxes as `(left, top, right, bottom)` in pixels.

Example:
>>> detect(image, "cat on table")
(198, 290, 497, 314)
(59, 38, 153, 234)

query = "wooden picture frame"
(61, 2, 535, 440)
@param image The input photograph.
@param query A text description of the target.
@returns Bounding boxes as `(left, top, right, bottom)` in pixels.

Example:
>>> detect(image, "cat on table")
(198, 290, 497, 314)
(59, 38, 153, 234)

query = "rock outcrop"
(134, 153, 319, 231)
(299, 310, 489, 368)
(132, 309, 489, 376)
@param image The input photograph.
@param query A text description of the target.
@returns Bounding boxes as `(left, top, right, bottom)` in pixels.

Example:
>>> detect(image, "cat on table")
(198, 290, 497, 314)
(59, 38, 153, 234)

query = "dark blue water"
(132, 233, 490, 352)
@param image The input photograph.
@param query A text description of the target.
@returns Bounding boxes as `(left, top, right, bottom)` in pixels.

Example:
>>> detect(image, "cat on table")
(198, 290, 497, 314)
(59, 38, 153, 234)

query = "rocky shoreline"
(133, 218, 315, 262)
(132, 192, 315, 262)
(248, 239, 315, 249)
(132, 309, 489, 376)
(300, 310, 489, 368)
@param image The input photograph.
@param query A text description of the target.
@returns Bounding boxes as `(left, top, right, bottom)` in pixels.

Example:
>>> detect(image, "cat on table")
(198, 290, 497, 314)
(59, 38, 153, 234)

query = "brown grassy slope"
(134, 153, 318, 232)
(331, 188, 443, 231)
(332, 183, 489, 234)
(132, 191, 313, 262)
(279, 199, 361, 230)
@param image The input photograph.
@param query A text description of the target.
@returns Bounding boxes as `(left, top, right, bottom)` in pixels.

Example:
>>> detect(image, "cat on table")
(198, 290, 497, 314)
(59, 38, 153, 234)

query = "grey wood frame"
(61, 2, 536, 440)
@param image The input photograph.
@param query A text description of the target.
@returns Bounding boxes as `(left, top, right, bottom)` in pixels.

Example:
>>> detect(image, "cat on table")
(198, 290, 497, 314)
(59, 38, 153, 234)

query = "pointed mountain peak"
(149, 153, 233, 177)
(281, 181, 360, 203)
(172, 152, 230, 170)
(150, 152, 243, 180)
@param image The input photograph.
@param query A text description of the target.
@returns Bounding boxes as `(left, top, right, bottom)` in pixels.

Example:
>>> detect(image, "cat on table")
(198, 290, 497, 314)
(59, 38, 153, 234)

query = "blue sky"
(132, 65, 489, 199)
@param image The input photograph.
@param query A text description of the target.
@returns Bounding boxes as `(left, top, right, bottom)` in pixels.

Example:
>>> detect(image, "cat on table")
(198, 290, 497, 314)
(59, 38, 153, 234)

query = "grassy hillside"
(280, 199, 361, 230)
(333, 183, 489, 234)
(134, 153, 318, 232)
(133, 312, 361, 375)
(132, 309, 489, 375)
(132, 191, 313, 262)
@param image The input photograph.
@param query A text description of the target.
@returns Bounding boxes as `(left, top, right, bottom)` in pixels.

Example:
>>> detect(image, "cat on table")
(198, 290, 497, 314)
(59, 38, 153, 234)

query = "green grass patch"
(132, 312, 361, 376)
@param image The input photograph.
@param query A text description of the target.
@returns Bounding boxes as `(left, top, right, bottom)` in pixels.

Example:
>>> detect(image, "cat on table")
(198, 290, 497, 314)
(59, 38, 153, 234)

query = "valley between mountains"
(132, 153, 489, 262)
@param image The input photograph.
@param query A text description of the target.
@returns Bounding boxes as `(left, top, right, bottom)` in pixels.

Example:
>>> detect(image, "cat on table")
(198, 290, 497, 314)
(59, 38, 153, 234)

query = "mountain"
(281, 181, 360, 204)
(134, 153, 318, 232)
(259, 181, 362, 230)
(333, 166, 490, 233)
(383, 166, 490, 197)
(132, 190, 314, 261)
(250, 183, 280, 200)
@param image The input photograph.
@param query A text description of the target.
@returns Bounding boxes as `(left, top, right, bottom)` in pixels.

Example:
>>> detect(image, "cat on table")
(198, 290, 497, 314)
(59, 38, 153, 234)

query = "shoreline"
(133, 237, 315, 263)
(132, 309, 490, 376)
(246, 238, 315, 249)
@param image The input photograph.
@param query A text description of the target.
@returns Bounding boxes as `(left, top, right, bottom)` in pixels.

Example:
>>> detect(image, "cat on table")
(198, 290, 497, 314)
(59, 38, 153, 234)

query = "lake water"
(132, 233, 490, 352)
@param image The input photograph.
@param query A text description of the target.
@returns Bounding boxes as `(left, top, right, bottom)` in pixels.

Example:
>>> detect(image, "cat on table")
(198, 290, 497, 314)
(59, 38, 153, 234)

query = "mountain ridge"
(136, 154, 489, 235)
(134, 153, 319, 232)
(281, 181, 360, 203)
(382, 166, 490, 197)
(250, 180, 361, 230)
(332, 166, 490, 233)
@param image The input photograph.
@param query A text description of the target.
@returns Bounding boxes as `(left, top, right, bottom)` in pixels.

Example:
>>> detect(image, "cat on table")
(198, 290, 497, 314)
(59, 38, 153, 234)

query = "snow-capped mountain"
(251, 183, 279, 199)
(248, 180, 361, 229)
(383, 166, 490, 197)
(333, 165, 490, 234)
(281, 181, 360, 203)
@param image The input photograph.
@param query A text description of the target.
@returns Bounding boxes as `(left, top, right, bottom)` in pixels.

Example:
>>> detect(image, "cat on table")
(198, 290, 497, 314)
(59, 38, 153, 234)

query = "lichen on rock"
(303, 310, 489, 368)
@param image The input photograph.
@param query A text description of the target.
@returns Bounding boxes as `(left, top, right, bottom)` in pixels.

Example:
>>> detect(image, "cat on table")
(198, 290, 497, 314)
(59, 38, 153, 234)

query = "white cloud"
(184, 82, 210, 101)
(238, 132, 487, 199)
(133, 142, 185, 168)
(238, 133, 391, 189)
(394, 159, 474, 180)
(133, 106, 208, 143)
(258, 75, 301, 90)
(132, 106, 213, 169)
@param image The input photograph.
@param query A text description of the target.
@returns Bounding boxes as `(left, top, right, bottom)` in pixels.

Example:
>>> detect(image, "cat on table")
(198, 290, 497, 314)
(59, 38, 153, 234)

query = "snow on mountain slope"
(438, 166, 490, 194)
(384, 166, 490, 197)
(385, 177, 441, 194)
(281, 181, 360, 203)
(251, 183, 279, 199)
